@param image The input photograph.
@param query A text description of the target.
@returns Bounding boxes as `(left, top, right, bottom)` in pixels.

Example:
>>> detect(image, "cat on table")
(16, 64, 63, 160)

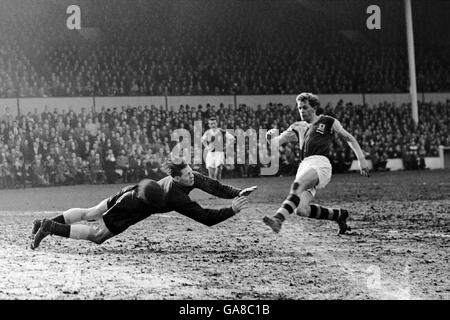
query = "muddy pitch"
(0, 170, 449, 299)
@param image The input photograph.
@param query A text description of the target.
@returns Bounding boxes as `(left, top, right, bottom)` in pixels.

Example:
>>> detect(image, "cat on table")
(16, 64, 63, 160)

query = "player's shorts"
(295, 155, 332, 197)
(205, 151, 225, 169)
(103, 185, 151, 235)
(106, 185, 138, 209)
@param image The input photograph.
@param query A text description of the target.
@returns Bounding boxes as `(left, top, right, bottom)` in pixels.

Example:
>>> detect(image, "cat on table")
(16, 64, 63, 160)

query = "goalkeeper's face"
(297, 101, 315, 122)
(175, 165, 195, 187)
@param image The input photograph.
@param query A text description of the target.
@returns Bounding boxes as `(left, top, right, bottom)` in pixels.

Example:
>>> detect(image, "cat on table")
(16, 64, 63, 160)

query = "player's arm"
(334, 121, 370, 177)
(200, 130, 209, 144)
(266, 127, 298, 148)
(174, 197, 248, 227)
(193, 171, 242, 198)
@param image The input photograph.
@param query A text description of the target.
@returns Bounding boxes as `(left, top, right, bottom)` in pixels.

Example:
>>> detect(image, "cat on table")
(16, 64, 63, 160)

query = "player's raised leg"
(263, 168, 318, 233)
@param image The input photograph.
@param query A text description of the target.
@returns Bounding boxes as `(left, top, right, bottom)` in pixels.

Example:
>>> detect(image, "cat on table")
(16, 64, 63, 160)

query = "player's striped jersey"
(279, 115, 344, 160)
(202, 128, 234, 152)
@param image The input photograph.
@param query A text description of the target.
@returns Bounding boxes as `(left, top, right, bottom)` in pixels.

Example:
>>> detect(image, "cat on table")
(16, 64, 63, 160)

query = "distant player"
(263, 93, 369, 234)
(31, 160, 257, 249)
(201, 117, 235, 180)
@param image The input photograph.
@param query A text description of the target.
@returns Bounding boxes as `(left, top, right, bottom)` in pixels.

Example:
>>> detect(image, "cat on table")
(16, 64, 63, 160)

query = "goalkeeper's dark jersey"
(157, 171, 242, 226)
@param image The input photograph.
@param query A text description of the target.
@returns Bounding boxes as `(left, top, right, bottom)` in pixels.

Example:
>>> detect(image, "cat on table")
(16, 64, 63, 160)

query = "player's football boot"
(263, 216, 283, 233)
(337, 209, 351, 235)
(30, 218, 52, 250)
(30, 219, 42, 239)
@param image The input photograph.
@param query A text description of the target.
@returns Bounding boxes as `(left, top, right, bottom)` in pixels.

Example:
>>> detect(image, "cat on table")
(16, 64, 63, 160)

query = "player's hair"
(137, 179, 165, 205)
(163, 158, 188, 177)
(296, 92, 323, 115)
(296, 92, 320, 109)
(208, 117, 217, 122)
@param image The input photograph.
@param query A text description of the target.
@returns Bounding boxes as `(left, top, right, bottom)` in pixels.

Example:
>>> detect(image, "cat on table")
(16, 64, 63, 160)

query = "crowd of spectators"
(323, 100, 450, 172)
(1, 0, 450, 98)
(1, 99, 449, 189)
(1, 1, 449, 188)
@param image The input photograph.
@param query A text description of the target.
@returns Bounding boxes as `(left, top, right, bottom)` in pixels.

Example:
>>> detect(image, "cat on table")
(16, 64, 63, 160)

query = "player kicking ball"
(263, 93, 369, 234)
(31, 159, 257, 249)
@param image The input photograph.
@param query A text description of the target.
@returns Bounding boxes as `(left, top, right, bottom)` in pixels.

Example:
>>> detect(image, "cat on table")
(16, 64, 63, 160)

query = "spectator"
(0, 98, 448, 188)
(371, 150, 389, 172)
(331, 151, 353, 173)
(55, 155, 70, 185)
(31, 155, 49, 187)
(116, 149, 129, 183)
(279, 145, 297, 176)
(418, 145, 427, 170)
(44, 155, 57, 185)
(12, 156, 26, 188)
(104, 149, 118, 184)
(90, 153, 105, 184)
(85, 118, 98, 140)
(80, 159, 92, 183)
(0, 150, 12, 188)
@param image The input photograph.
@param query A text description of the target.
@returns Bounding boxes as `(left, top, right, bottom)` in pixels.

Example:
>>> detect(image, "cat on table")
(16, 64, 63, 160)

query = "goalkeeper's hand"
(239, 185, 257, 197)
(232, 196, 248, 213)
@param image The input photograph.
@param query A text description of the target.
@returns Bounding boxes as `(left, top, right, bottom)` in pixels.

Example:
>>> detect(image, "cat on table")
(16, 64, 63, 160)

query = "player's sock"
(275, 193, 300, 221)
(51, 214, 66, 224)
(273, 212, 286, 222)
(309, 204, 346, 221)
(47, 220, 71, 238)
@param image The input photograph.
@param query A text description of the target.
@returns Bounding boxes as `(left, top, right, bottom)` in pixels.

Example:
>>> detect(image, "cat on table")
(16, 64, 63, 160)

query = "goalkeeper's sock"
(51, 214, 66, 224)
(48, 220, 71, 238)
(309, 204, 346, 221)
(274, 193, 300, 220)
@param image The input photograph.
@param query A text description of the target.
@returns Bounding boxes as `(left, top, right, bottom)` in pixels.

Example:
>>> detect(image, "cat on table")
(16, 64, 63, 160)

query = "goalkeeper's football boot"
(30, 219, 42, 239)
(337, 209, 351, 235)
(263, 216, 283, 233)
(30, 218, 52, 250)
